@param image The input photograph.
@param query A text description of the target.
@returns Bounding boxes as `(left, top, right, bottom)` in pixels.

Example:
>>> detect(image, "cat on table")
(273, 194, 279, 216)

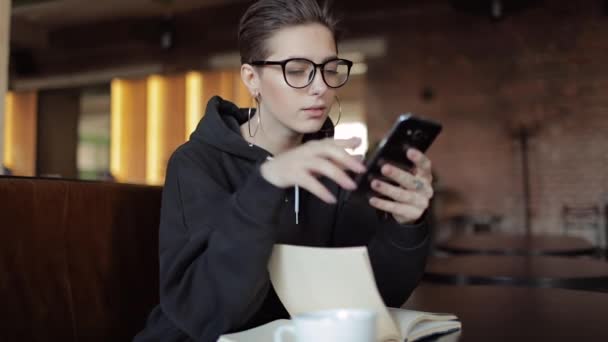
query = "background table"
(424, 255, 608, 291)
(435, 233, 596, 256)
(424, 255, 608, 292)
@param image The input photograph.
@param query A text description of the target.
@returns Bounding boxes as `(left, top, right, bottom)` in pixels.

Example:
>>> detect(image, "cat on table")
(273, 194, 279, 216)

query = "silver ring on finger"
(413, 179, 424, 192)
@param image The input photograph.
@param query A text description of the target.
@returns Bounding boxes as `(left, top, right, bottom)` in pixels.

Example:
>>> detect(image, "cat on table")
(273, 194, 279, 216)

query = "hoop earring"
(248, 95, 261, 138)
(321, 95, 342, 136)
(332, 95, 342, 126)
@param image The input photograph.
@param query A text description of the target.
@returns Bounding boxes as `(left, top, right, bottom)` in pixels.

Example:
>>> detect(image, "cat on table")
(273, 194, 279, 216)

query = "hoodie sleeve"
(158, 149, 285, 341)
(331, 194, 431, 308)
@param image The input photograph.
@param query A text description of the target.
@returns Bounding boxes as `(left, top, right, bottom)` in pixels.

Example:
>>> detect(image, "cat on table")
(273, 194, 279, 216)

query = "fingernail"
(372, 180, 380, 188)
(408, 149, 419, 160)
(382, 165, 391, 175)
(346, 180, 357, 190)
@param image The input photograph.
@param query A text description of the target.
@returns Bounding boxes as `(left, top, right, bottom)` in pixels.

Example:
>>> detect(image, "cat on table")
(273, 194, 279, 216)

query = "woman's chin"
(295, 119, 328, 134)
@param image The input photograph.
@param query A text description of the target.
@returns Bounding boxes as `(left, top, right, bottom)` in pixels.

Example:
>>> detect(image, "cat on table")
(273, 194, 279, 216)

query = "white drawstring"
(294, 185, 300, 225)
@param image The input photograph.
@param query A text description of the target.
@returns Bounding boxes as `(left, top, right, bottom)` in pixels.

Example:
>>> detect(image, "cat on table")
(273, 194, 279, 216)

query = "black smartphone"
(346, 114, 442, 201)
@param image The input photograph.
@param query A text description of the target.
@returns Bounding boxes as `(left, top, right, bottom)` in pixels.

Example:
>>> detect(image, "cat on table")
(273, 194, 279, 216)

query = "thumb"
(334, 137, 362, 149)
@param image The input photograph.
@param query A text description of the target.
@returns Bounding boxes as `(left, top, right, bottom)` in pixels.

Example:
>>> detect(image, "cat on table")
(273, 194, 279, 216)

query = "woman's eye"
(287, 70, 307, 75)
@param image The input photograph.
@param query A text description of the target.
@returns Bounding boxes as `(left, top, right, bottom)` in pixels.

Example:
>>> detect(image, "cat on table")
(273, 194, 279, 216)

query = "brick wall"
(364, 1, 608, 243)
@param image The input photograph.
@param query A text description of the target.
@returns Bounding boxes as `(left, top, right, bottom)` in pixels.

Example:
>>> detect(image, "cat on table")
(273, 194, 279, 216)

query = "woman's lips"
(303, 107, 326, 118)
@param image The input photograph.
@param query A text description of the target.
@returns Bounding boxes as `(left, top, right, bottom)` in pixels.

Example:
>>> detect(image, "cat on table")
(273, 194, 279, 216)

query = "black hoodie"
(134, 96, 430, 342)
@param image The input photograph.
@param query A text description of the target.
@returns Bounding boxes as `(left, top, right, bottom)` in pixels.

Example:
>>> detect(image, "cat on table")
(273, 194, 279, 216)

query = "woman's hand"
(260, 137, 366, 204)
(368, 149, 434, 225)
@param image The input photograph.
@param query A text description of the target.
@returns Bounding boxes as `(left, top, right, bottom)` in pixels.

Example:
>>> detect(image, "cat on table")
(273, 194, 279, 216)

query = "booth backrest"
(0, 177, 162, 342)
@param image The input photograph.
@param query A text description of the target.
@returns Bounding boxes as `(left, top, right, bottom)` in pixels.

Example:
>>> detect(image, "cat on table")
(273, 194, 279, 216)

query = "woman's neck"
(241, 113, 303, 156)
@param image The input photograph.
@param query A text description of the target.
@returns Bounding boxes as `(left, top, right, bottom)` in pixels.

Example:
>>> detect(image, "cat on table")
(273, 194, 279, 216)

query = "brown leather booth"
(0, 176, 162, 342)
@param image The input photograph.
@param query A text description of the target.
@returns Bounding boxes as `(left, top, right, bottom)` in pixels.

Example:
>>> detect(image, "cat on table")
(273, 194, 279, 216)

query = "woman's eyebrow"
(322, 55, 339, 62)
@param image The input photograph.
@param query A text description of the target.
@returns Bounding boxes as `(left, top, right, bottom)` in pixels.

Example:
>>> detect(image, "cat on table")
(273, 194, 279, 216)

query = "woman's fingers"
(333, 137, 362, 149)
(260, 137, 368, 203)
(307, 158, 357, 191)
(371, 179, 429, 209)
(380, 164, 433, 198)
(407, 148, 433, 182)
(311, 139, 366, 174)
(368, 196, 425, 221)
(299, 173, 337, 204)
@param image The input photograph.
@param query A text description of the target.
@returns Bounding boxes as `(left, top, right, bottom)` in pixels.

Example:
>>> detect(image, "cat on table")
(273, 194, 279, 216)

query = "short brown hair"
(238, 0, 340, 64)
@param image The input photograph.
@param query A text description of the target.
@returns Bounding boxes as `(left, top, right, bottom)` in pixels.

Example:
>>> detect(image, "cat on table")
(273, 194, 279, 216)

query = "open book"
(219, 245, 461, 342)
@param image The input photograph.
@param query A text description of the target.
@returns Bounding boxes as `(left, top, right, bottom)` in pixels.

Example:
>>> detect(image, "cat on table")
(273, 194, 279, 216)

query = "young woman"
(135, 0, 434, 341)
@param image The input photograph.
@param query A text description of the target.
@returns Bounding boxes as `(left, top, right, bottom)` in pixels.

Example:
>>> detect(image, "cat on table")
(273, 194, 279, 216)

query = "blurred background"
(1, 0, 607, 248)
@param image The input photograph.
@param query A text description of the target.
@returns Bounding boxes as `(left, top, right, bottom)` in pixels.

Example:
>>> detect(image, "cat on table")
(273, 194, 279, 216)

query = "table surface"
(403, 283, 608, 341)
(435, 233, 596, 256)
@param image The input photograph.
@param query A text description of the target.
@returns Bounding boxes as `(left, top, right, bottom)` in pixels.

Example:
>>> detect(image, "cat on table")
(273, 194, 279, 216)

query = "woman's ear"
(241, 64, 260, 97)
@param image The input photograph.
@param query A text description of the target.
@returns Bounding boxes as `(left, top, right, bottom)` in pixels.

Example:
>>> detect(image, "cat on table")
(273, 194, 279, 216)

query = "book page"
(268, 244, 402, 342)
(408, 320, 462, 342)
(388, 308, 461, 341)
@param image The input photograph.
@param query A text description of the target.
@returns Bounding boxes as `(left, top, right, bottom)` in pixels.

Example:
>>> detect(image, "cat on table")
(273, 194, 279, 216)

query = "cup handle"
(274, 324, 296, 342)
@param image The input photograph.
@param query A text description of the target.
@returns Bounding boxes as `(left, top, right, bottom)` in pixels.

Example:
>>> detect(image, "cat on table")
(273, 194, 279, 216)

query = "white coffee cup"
(274, 308, 377, 342)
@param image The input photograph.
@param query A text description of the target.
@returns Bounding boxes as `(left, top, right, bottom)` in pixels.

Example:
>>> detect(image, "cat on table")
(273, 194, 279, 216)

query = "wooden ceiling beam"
(10, 17, 48, 49)
(10, 0, 435, 78)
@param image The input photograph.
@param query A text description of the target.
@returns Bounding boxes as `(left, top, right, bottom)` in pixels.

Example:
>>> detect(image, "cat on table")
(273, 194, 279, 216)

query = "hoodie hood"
(190, 96, 334, 160)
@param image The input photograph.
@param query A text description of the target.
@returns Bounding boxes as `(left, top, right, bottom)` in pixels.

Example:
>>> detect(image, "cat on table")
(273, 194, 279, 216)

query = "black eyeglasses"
(250, 58, 353, 89)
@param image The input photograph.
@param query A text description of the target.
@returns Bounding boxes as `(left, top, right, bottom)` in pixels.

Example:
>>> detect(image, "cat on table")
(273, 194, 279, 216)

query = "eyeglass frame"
(249, 58, 354, 89)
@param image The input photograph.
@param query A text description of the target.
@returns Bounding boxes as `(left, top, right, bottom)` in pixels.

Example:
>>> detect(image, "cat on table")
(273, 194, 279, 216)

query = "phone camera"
(412, 130, 426, 142)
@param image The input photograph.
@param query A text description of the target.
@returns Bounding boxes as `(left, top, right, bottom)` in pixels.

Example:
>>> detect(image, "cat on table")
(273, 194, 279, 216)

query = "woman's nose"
(309, 68, 328, 95)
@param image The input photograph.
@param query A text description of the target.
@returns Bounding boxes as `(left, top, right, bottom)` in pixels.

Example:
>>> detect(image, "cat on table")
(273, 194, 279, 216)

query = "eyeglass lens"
(284, 59, 350, 88)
